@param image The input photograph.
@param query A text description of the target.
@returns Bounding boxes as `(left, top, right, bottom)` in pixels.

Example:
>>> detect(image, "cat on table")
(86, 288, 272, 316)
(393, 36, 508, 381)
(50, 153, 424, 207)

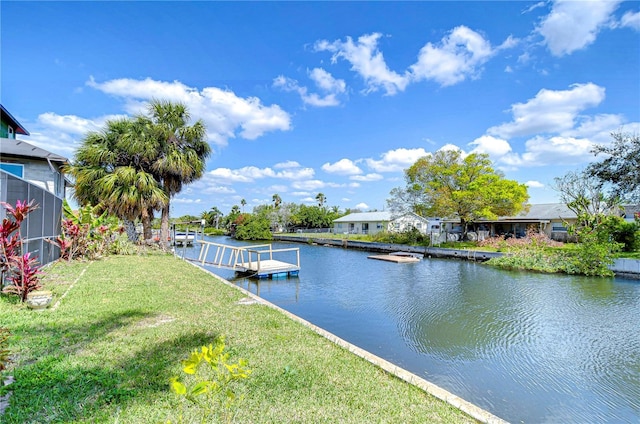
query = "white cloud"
(355, 202, 369, 209)
(202, 185, 236, 195)
(266, 185, 288, 193)
(321, 158, 362, 175)
(488, 83, 606, 138)
(365, 147, 429, 172)
(410, 26, 499, 86)
(438, 143, 463, 153)
(19, 112, 128, 157)
(315, 33, 410, 95)
(522, 1, 546, 14)
(273, 76, 336, 107)
(469, 135, 513, 157)
(620, 10, 640, 31)
(37, 112, 109, 135)
(309, 68, 346, 94)
(500, 135, 594, 167)
(350, 173, 383, 182)
(173, 197, 202, 204)
(274, 160, 302, 169)
(292, 180, 327, 191)
(525, 181, 545, 188)
(207, 165, 314, 184)
(563, 113, 625, 142)
(273, 68, 346, 107)
(536, 0, 621, 56)
(87, 76, 291, 145)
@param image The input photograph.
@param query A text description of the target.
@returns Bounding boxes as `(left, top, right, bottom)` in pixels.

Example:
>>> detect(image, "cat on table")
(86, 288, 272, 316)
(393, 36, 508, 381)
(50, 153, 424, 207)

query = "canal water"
(178, 236, 640, 423)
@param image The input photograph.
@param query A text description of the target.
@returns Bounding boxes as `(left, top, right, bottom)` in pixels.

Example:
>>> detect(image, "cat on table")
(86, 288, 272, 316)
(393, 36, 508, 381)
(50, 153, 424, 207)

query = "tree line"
(195, 194, 349, 240)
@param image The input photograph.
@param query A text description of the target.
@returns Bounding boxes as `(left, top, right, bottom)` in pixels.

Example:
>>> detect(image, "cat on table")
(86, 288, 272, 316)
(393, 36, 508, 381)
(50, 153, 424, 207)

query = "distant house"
(333, 211, 441, 235)
(1, 104, 68, 265)
(442, 203, 638, 242)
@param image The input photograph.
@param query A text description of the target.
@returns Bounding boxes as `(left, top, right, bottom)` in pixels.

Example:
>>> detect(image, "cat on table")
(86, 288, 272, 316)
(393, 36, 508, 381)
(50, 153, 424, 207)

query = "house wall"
(390, 215, 441, 234)
(333, 221, 387, 235)
(0, 155, 65, 198)
(0, 121, 15, 139)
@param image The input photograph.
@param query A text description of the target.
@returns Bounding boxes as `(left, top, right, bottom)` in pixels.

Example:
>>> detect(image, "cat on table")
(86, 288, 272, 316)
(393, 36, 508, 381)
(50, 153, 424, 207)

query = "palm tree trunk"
(141, 208, 153, 241)
(160, 203, 170, 248)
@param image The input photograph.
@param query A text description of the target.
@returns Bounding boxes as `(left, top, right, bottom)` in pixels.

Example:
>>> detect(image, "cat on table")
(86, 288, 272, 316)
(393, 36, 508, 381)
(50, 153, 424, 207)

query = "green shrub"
(608, 219, 640, 252)
(234, 215, 272, 241)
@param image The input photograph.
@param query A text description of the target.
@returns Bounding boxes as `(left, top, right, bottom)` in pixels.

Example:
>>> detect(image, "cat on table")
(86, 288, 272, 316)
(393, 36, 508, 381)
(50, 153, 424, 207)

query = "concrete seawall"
(610, 258, 640, 279)
(272, 235, 640, 279)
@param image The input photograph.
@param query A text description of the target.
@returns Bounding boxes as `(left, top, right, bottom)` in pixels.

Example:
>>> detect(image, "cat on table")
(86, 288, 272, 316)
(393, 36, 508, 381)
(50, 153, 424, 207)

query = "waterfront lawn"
(0, 254, 475, 423)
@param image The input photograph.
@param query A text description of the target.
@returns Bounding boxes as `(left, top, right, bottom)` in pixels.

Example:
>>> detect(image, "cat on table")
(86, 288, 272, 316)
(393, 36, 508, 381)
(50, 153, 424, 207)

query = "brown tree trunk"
(141, 208, 153, 241)
(160, 203, 170, 248)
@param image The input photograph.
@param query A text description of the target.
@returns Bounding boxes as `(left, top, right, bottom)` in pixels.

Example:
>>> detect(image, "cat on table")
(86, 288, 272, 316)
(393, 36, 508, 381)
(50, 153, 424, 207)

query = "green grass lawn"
(0, 253, 476, 423)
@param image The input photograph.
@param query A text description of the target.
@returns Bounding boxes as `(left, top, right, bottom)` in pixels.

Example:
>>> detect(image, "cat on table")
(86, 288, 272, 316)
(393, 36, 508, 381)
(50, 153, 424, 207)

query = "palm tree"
(144, 100, 211, 245)
(241, 198, 247, 213)
(315, 192, 326, 208)
(272, 194, 282, 208)
(67, 118, 167, 241)
(201, 206, 223, 228)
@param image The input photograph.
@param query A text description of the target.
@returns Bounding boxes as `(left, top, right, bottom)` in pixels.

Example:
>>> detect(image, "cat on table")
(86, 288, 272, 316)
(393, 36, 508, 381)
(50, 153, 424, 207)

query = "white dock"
(368, 254, 420, 263)
(195, 241, 300, 278)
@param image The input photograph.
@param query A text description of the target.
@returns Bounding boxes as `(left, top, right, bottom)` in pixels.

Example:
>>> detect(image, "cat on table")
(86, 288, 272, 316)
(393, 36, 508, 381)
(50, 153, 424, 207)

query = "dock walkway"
(195, 240, 300, 278)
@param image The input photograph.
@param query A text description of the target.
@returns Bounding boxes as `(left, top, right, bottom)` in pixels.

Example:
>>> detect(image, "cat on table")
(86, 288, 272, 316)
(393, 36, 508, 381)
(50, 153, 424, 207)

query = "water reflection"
(180, 237, 640, 423)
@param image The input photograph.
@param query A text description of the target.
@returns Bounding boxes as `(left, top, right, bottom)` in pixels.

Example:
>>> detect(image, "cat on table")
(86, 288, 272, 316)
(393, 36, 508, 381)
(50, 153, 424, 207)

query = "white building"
(333, 211, 441, 235)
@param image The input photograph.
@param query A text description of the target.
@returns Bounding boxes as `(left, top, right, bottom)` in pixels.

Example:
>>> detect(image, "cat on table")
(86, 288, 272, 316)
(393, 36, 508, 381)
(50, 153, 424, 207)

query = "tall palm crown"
(144, 100, 211, 243)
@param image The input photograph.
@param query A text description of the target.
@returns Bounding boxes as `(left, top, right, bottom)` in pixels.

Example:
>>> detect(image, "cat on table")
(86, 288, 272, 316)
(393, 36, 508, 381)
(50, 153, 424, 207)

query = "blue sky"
(2, 1, 639, 217)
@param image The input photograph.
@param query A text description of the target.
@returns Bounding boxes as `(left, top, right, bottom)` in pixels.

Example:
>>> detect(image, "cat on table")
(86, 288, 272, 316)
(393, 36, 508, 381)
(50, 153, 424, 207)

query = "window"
(7, 126, 14, 138)
(552, 224, 567, 232)
(0, 162, 24, 178)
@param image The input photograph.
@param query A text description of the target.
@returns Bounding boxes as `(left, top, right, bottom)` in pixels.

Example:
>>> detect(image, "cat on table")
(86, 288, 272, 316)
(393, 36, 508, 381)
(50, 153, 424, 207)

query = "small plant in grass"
(1, 200, 43, 301)
(0, 327, 10, 378)
(169, 336, 251, 423)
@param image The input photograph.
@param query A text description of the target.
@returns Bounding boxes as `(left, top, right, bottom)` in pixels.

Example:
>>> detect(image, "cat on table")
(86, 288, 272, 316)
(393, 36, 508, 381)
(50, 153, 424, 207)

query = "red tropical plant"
(0, 200, 43, 302)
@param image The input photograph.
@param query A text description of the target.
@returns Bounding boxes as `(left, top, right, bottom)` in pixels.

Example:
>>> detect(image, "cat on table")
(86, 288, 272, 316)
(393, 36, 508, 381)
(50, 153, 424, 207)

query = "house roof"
(1, 104, 30, 135)
(1, 138, 68, 163)
(504, 203, 578, 221)
(334, 211, 391, 223)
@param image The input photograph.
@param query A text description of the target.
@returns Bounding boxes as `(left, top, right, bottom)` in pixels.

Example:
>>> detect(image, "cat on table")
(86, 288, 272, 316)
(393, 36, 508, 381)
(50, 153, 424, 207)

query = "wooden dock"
(368, 254, 420, 263)
(195, 240, 300, 278)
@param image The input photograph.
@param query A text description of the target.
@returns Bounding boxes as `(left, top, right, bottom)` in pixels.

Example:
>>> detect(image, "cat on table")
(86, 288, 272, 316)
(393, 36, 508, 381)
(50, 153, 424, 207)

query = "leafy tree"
(388, 150, 529, 235)
(587, 132, 640, 202)
(315, 193, 326, 208)
(144, 100, 211, 245)
(553, 169, 622, 227)
(234, 214, 272, 241)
